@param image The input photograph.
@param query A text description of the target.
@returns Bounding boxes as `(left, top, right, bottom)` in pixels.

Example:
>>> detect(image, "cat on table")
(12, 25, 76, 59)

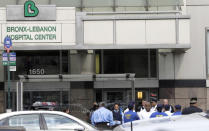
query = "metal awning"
(18, 74, 135, 82)
(16, 74, 135, 111)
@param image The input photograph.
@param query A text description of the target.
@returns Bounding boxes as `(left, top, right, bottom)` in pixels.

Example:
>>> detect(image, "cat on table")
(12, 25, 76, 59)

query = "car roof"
(0, 111, 78, 121)
(0, 111, 96, 130)
(114, 113, 209, 131)
(0, 110, 58, 116)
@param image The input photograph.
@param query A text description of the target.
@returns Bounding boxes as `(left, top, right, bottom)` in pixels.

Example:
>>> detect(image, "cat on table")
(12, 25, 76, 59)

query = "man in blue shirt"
(124, 102, 140, 123)
(150, 104, 168, 118)
(91, 102, 114, 129)
(172, 105, 182, 116)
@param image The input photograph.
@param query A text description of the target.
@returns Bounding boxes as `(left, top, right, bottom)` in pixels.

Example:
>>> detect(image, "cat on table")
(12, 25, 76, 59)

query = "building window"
(6, 50, 68, 80)
(97, 49, 157, 78)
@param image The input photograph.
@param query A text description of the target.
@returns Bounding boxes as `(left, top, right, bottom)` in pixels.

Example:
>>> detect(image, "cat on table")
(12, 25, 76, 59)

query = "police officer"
(150, 104, 168, 118)
(124, 101, 135, 113)
(172, 105, 182, 116)
(91, 102, 114, 129)
(164, 105, 173, 116)
(182, 97, 203, 115)
(124, 102, 140, 123)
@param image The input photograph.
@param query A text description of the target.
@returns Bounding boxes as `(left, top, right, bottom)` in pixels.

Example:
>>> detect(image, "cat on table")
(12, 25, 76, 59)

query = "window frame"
(206, 28, 209, 79)
(99, 49, 158, 78)
(1, 114, 44, 130)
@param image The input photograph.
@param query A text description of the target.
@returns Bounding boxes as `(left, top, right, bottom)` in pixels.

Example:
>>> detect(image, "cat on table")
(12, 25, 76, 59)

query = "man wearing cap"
(124, 102, 140, 123)
(164, 105, 173, 116)
(182, 97, 203, 115)
(150, 98, 158, 112)
(150, 104, 168, 118)
(91, 102, 114, 129)
(172, 105, 182, 116)
(124, 101, 135, 113)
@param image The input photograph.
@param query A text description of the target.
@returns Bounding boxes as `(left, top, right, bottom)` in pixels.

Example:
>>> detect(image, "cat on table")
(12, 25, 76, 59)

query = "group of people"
(123, 98, 181, 123)
(89, 97, 203, 129)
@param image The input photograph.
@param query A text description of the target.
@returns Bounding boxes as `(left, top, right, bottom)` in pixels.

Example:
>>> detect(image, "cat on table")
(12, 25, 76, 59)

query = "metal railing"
(0, 0, 184, 11)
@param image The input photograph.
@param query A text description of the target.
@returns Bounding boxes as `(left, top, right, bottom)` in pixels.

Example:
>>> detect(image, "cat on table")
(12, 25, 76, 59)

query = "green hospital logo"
(24, 0, 39, 17)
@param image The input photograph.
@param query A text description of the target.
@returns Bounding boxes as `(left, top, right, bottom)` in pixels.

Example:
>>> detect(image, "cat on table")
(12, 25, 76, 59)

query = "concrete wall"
(158, 0, 209, 111)
(159, 1, 208, 80)
(84, 19, 190, 46)
(158, 53, 175, 79)
(69, 50, 95, 74)
(174, 1, 209, 79)
(159, 88, 207, 111)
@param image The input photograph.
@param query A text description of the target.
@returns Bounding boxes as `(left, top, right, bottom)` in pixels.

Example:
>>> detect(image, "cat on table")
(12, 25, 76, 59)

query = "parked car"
(113, 112, 209, 131)
(0, 111, 97, 131)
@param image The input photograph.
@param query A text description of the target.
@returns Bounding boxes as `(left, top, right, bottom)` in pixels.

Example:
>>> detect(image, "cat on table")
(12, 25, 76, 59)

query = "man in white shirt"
(138, 102, 153, 120)
(139, 100, 146, 112)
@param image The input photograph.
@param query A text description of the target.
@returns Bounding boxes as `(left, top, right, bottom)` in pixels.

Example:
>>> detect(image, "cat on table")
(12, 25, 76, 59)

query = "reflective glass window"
(8, 114, 40, 130)
(115, 0, 146, 7)
(103, 50, 149, 78)
(43, 114, 80, 130)
(51, 0, 81, 7)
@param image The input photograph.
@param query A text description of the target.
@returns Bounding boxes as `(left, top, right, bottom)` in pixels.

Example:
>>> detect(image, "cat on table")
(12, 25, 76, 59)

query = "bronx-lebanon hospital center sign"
(2, 24, 61, 43)
(4, 1, 61, 43)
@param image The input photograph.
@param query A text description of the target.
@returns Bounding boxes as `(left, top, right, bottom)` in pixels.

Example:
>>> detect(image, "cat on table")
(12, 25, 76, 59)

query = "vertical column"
(101, 50, 104, 74)
(60, 89, 63, 108)
(131, 80, 135, 101)
(68, 82, 71, 105)
(69, 50, 81, 74)
(20, 81, 23, 111)
(0, 51, 4, 82)
(69, 50, 95, 74)
(59, 50, 63, 74)
(0, 51, 5, 113)
(158, 50, 175, 79)
(81, 50, 95, 74)
(16, 82, 23, 111)
(16, 82, 19, 111)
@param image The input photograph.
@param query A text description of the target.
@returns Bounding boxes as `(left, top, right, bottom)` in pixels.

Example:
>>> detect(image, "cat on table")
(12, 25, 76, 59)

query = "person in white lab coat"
(138, 102, 153, 120)
(151, 98, 158, 112)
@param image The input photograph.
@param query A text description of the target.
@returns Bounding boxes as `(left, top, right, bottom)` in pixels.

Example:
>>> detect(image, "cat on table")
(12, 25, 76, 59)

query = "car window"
(0, 118, 7, 126)
(8, 114, 40, 130)
(43, 114, 81, 130)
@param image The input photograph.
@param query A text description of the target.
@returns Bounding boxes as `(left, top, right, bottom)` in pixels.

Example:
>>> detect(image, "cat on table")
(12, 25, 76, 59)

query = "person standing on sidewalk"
(138, 102, 153, 120)
(150, 104, 168, 118)
(182, 97, 203, 115)
(124, 102, 140, 123)
(112, 103, 123, 126)
(172, 105, 182, 116)
(91, 102, 114, 129)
